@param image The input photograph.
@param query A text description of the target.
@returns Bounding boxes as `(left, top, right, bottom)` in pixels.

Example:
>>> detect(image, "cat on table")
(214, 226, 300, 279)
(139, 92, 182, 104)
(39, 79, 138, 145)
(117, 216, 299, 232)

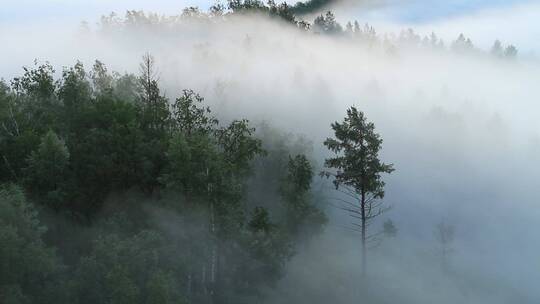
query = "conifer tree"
(322, 107, 394, 275)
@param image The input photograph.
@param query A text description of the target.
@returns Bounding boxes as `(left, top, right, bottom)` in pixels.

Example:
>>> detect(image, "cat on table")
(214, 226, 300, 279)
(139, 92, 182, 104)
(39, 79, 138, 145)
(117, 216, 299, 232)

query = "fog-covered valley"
(1, 1, 539, 303)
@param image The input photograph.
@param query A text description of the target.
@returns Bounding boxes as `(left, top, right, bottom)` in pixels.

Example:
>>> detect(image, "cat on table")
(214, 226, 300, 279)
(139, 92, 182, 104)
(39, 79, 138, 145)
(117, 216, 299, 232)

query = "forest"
(0, 52, 333, 303)
(1, 0, 539, 303)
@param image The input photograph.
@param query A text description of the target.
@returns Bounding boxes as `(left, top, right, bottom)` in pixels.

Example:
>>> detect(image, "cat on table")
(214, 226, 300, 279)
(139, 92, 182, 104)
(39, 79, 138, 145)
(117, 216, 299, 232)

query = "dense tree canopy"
(0, 184, 66, 304)
(0, 58, 327, 304)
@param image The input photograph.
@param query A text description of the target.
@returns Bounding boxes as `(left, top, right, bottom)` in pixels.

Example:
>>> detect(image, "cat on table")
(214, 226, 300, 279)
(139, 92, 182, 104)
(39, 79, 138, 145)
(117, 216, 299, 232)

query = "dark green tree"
(313, 11, 342, 35)
(91, 60, 114, 96)
(162, 131, 221, 198)
(58, 61, 92, 110)
(0, 184, 66, 304)
(162, 89, 220, 199)
(280, 154, 326, 237)
(229, 207, 292, 299)
(216, 119, 263, 180)
(10, 62, 59, 138)
(291, 0, 334, 15)
(23, 131, 70, 210)
(172, 89, 218, 136)
(72, 230, 185, 304)
(0, 80, 36, 183)
(214, 119, 264, 238)
(322, 106, 394, 275)
(138, 53, 170, 132)
(11, 61, 56, 101)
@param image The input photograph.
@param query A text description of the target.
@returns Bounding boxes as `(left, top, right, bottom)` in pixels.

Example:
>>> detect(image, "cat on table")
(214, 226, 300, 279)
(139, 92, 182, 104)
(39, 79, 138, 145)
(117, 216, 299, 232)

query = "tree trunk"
(361, 189, 367, 277)
(209, 200, 218, 303)
(201, 264, 207, 294)
(186, 272, 192, 300)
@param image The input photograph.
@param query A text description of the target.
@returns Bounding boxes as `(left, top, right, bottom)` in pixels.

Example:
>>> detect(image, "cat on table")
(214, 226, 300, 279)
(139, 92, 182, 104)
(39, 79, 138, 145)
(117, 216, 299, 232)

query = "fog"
(2, 1, 540, 303)
(315, 0, 538, 55)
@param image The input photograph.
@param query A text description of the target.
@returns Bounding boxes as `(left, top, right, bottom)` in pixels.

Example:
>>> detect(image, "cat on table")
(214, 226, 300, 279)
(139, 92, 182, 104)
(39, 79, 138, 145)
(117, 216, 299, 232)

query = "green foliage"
(323, 107, 393, 275)
(138, 53, 170, 133)
(172, 89, 218, 136)
(231, 207, 293, 294)
(91, 60, 114, 95)
(11, 61, 56, 100)
(0, 184, 66, 304)
(0, 7, 522, 304)
(162, 131, 221, 197)
(91, 6, 518, 59)
(0, 58, 326, 304)
(285, 154, 313, 193)
(24, 131, 70, 209)
(313, 11, 342, 34)
(323, 107, 394, 197)
(228, 0, 267, 13)
(281, 155, 327, 236)
(0, 81, 41, 182)
(58, 61, 92, 108)
(146, 270, 184, 304)
(248, 206, 276, 233)
(291, 0, 334, 15)
(227, 0, 299, 25)
(162, 90, 224, 198)
(72, 231, 185, 304)
(216, 119, 264, 178)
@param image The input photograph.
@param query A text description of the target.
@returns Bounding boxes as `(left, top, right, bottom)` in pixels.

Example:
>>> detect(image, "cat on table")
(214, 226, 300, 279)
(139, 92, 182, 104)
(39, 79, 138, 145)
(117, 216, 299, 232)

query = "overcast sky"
(1, 0, 536, 24)
(1, 0, 539, 54)
(360, 0, 535, 22)
(342, 0, 540, 53)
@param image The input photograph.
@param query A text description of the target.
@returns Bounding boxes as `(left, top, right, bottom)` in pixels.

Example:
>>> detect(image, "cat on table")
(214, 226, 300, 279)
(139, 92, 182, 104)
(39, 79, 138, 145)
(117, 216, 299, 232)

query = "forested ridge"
(0, 1, 526, 303)
(0, 54, 330, 303)
(95, 1, 518, 59)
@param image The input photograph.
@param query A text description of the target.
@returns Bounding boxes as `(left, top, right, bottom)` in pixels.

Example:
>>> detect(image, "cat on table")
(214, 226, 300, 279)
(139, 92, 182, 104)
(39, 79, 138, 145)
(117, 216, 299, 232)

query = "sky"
(2, 0, 539, 78)
(2, 0, 538, 53)
(0, 0, 204, 24)
(337, 0, 540, 53)
(1, 0, 536, 24)
(358, 0, 536, 22)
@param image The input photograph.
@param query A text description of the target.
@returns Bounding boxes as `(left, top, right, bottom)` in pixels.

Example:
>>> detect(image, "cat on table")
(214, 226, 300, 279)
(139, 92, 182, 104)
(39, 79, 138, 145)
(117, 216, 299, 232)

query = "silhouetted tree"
(0, 184, 66, 303)
(291, 0, 334, 15)
(23, 131, 70, 210)
(452, 33, 474, 53)
(491, 39, 503, 57)
(435, 220, 455, 271)
(313, 11, 342, 35)
(383, 219, 397, 238)
(504, 45, 518, 59)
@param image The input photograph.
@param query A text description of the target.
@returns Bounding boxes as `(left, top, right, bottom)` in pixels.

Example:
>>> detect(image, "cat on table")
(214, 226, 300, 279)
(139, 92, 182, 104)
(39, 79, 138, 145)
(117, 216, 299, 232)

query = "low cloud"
(2, 4, 540, 302)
